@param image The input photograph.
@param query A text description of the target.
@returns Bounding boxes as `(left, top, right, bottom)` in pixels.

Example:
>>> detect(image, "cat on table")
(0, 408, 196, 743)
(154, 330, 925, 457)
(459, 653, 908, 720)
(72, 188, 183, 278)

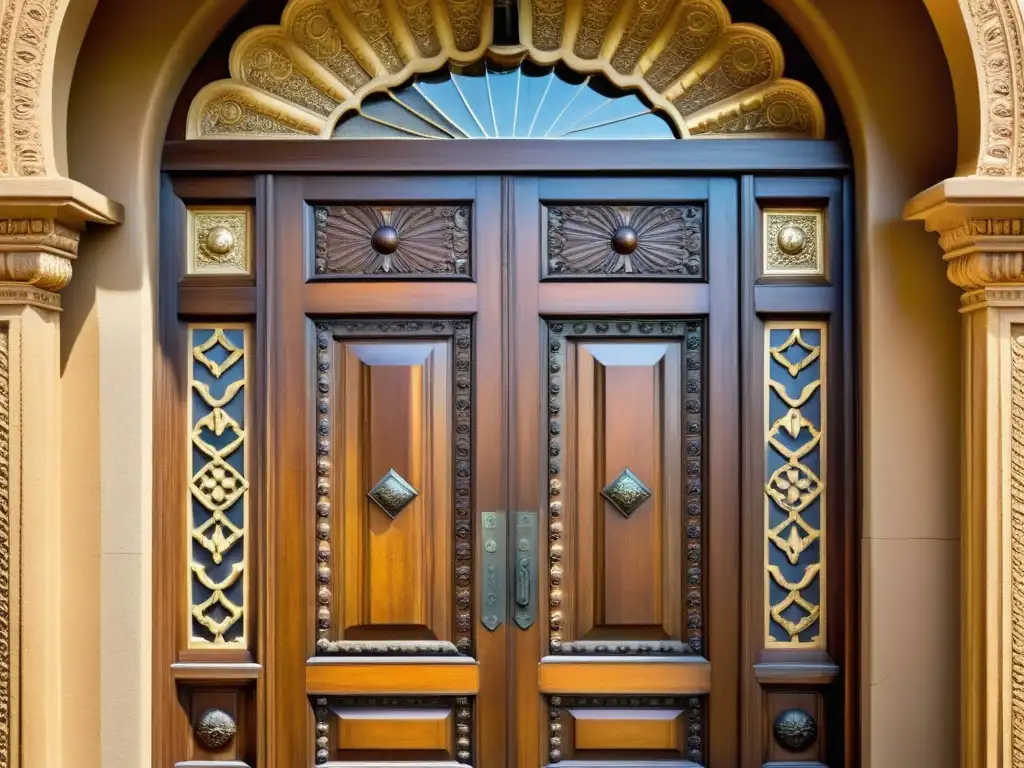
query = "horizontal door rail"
(163, 139, 850, 174)
(538, 656, 711, 695)
(306, 658, 481, 695)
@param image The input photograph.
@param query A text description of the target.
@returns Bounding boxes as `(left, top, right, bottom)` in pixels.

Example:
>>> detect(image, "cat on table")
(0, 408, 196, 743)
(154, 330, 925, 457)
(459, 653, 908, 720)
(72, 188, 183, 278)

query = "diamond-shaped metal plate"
(601, 468, 652, 518)
(367, 469, 418, 518)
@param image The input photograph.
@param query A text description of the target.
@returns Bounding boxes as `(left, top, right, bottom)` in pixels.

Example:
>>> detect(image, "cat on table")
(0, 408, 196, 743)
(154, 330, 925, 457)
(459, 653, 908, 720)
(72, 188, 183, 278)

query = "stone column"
(0, 181, 121, 768)
(907, 177, 1024, 768)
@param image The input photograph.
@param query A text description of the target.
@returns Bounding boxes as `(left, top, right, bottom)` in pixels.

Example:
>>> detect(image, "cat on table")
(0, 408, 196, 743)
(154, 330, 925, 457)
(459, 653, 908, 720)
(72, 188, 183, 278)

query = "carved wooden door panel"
(265, 174, 739, 767)
(267, 175, 509, 767)
(250, 172, 846, 768)
(505, 177, 740, 766)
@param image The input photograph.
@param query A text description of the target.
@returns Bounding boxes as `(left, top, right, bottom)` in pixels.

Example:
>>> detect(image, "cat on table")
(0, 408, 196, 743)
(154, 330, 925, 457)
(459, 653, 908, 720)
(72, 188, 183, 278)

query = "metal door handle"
(513, 512, 538, 629)
(516, 557, 532, 607)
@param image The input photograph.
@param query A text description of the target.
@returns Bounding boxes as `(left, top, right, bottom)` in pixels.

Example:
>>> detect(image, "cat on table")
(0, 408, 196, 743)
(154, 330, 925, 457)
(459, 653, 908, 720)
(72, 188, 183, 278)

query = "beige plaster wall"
(60, 1, 963, 766)
(766, 1, 963, 763)
(62, 1, 246, 766)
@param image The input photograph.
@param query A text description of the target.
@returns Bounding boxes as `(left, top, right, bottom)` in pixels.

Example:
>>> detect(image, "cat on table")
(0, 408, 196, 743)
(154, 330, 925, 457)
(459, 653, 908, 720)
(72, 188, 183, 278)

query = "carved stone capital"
(944, 246, 1024, 291)
(0, 252, 73, 291)
(0, 220, 78, 294)
(906, 176, 1024, 302)
(0, 178, 124, 309)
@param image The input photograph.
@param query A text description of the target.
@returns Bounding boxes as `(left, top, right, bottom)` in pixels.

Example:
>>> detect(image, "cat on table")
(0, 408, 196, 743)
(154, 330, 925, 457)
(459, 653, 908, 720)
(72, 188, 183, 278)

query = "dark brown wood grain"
(266, 175, 314, 766)
(163, 139, 850, 174)
(706, 177, 742, 768)
(171, 175, 257, 201)
(177, 284, 256, 316)
(157, 150, 856, 767)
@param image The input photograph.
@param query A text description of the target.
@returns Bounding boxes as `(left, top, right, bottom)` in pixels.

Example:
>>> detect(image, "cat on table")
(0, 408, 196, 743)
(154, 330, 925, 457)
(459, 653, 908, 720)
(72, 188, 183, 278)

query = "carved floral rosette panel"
(188, 326, 250, 648)
(546, 696, 704, 764)
(764, 323, 826, 647)
(186, 0, 826, 140)
(314, 696, 474, 765)
(315, 320, 473, 656)
(314, 205, 471, 277)
(546, 204, 704, 278)
(546, 320, 704, 656)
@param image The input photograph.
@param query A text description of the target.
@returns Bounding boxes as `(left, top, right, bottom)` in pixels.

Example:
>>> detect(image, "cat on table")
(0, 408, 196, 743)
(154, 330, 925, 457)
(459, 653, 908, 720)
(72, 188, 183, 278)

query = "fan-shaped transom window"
(187, 0, 826, 140)
(334, 61, 676, 139)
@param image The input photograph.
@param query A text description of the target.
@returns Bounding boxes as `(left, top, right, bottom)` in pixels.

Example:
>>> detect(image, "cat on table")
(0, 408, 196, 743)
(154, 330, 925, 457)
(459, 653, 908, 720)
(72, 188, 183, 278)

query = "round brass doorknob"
(371, 224, 400, 254)
(611, 225, 639, 255)
(777, 224, 807, 255)
(205, 226, 235, 256)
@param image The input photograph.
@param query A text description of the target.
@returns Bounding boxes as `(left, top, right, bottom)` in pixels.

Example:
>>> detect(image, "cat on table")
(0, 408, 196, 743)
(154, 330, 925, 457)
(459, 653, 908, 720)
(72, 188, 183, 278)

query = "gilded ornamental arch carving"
(186, 0, 829, 139)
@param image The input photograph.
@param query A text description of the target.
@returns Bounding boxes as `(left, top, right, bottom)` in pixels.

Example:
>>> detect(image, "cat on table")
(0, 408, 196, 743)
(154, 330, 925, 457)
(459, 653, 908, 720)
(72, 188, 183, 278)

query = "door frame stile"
(266, 174, 315, 766)
(707, 176, 742, 766)
(474, 174, 511, 768)
(509, 175, 545, 768)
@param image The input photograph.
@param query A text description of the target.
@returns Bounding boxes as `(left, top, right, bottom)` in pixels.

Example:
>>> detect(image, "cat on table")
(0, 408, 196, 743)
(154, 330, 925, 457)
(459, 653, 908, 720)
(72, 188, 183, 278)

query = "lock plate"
(480, 511, 506, 631)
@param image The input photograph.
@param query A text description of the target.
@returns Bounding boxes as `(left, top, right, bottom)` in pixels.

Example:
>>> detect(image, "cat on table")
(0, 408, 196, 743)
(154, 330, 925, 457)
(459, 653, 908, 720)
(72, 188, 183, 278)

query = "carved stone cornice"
(906, 176, 1024, 304)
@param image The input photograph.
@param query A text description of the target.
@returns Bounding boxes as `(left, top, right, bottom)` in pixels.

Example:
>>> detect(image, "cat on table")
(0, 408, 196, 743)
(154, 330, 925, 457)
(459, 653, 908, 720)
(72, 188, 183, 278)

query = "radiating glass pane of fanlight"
(333, 60, 676, 139)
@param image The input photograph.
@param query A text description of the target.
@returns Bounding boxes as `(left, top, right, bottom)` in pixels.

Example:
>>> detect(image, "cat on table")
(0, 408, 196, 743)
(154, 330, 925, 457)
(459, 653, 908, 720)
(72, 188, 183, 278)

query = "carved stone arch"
(964, 0, 1024, 175)
(186, 0, 829, 139)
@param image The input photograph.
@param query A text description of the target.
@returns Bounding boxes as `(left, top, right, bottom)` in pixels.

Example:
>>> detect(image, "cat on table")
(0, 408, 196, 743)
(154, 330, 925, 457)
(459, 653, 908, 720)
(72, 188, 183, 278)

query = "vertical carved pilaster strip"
(764, 322, 826, 648)
(0, 323, 10, 768)
(315, 324, 333, 649)
(548, 696, 563, 763)
(187, 326, 250, 648)
(1010, 331, 1024, 766)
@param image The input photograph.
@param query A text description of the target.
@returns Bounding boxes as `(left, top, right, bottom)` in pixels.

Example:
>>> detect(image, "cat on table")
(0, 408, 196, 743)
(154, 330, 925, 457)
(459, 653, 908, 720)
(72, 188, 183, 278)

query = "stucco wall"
(59, 0, 962, 765)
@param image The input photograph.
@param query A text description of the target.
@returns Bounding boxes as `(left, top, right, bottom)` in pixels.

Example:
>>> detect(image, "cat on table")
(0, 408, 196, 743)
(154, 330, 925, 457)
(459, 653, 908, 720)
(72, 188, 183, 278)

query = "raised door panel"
(314, 697, 473, 765)
(318, 320, 472, 655)
(340, 339, 450, 639)
(548, 697, 704, 765)
(546, 320, 703, 657)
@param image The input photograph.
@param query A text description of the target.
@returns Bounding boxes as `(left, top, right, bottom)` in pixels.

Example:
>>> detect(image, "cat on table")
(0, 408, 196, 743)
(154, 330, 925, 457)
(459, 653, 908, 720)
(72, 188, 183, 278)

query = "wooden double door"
(242, 169, 849, 767)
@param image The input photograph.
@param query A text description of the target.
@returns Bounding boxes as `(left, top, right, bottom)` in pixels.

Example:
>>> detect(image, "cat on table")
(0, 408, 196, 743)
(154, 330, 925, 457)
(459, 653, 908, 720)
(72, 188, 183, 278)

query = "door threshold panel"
(538, 656, 711, 695)
(306, 658, 480, 695)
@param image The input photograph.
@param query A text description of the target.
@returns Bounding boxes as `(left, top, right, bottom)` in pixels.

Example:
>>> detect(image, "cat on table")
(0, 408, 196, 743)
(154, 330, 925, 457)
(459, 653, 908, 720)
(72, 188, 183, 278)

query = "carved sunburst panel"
(314, 205, 471, 276)
(187, 0, 826, 140)
(546, 204, 704, 277)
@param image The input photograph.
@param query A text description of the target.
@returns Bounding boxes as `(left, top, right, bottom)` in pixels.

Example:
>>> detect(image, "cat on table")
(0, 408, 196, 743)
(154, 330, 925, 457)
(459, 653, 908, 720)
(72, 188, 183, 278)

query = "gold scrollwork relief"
(764, 323, 826, 648)
(188, 326, 250, 648)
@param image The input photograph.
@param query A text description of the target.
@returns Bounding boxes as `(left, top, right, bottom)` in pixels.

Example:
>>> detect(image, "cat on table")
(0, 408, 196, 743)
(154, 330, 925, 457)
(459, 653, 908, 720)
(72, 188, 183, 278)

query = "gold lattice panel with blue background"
(188, 325, 250, 648)
(764, 323, 826, 648)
